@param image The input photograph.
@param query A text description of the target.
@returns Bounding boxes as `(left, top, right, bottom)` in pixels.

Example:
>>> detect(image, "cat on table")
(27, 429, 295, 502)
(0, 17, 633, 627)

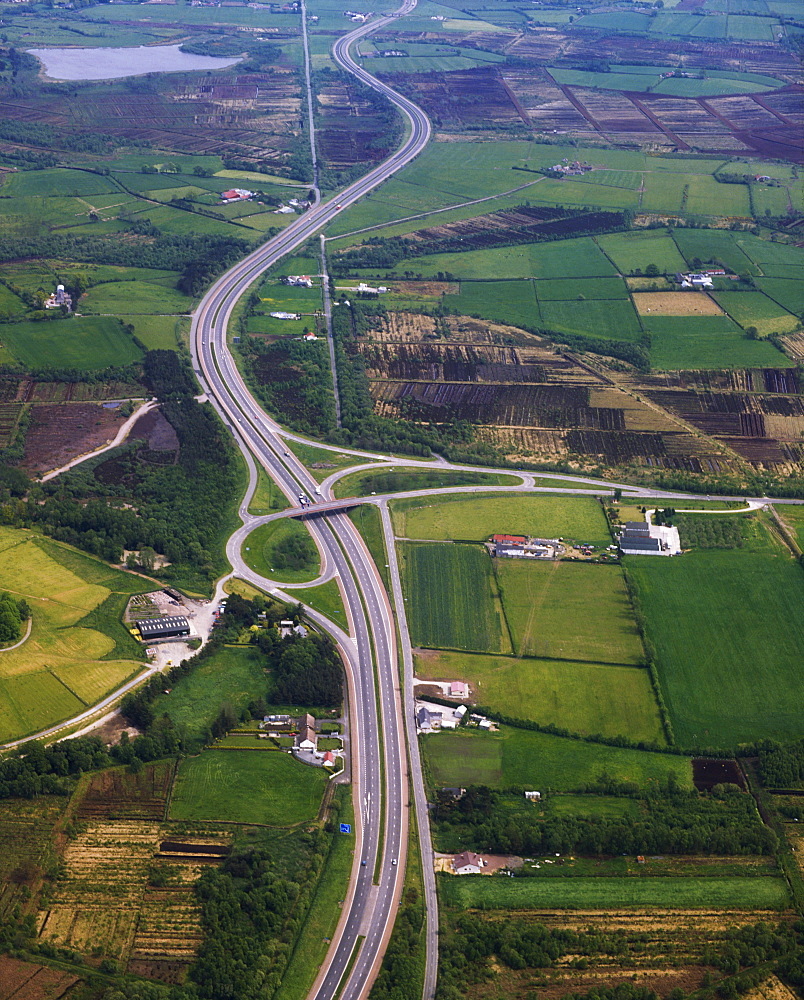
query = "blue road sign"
(339, 823, 352, 834)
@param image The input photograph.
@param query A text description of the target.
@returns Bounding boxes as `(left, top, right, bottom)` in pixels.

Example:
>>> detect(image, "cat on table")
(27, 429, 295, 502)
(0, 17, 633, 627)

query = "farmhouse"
(285, 275, 313, 287)
(295, 713, 317, 750)
(675, 271, 714, 289)
(452, 851, 485, 875)
(524, 790, 542, 802)
(270, 311, 301, 320)
(220, 188, 253, 203)
(491, 534, 559, 559)
(44, 284, 72, 310)
(135, 615, 190, 640)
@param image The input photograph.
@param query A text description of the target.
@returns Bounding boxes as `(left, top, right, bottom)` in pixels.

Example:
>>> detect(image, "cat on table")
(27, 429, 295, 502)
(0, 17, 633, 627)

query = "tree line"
(433, 782, 776, 858)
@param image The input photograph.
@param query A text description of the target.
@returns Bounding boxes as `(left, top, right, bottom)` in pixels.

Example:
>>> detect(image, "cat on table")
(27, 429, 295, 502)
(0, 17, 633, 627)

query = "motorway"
(190, 3, 435, 999)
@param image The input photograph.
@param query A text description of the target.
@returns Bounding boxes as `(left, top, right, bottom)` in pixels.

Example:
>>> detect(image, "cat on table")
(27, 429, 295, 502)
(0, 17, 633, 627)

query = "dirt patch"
(692, 758, 747, 791)
(21, 402, 125, 474)
(88, 711, 141, 747)
(633, 292, 724, 316)
(128, 406, 179, 451)
(392, 280, 459, 297)
(0, 954, 80, 1000)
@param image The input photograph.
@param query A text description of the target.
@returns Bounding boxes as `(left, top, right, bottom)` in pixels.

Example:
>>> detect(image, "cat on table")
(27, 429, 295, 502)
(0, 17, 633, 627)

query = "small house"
(524, 791, 541, 802)
(453, 851, 484, 875)
(322, 751, 336, 767)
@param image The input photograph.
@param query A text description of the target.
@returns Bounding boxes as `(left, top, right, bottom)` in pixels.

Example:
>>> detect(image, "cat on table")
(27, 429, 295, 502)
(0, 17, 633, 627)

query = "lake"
(27, 43, 242, 81)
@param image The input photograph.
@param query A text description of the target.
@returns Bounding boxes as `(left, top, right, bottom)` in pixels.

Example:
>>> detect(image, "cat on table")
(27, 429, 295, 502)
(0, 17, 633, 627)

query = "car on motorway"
(391, 859, 397, 866)
(361, 859, 367, 866)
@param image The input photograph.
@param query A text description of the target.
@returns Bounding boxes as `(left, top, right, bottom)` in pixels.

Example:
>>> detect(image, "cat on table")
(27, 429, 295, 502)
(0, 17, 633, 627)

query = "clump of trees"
(0, 351, 241, 588)
(0, 591, 29, 644)
(433, 781, 776, 857)
(757, 737, 804, 788)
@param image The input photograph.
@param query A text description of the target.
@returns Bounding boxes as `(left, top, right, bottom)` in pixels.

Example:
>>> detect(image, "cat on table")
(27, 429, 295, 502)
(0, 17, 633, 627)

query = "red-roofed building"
(491, 534, 526, 545)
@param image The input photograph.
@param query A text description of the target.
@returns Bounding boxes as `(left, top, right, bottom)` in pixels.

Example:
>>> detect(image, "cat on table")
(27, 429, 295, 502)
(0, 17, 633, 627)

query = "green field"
(243, 519, 321, 584)
(539, 297, 643, 341)
(150, 646, 267, 739)
(440, 875, 789, 910)
(1, 316, 143, 369)
(415, 650, 662, 741)
(393, 494, 611, 547)
(117, 314, 187, 351)
(422, 726, 693, 790)
(645, 314, 792, 369)
(2, 168, 121, 198)
(535, 277, 629, 301)
(712, 290, 799, 335)
(401, 542, 509, 653)
(496, 560, 644, 664)
(82, 280, 193, 315)
(170, 750, 327, 825)
(412, 238, 618, 282)
(550, 65, 782, 97)
(0, 529, 147, 742)
(626, 545, 804, 747)
(445, 281, 539, 330)
(0, 284, 26, 320)
(597, 231, 688, 275)
(672, 229, 758, 274)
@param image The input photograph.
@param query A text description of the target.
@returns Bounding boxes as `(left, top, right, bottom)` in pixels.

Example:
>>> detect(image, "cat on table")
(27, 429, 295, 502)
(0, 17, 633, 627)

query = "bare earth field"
(633, 292, 725, 316)
(21, 402, 127, 474)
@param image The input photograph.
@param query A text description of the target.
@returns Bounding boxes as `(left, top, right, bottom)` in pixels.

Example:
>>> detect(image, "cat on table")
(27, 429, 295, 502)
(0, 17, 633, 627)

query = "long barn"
(136, 616, 191, 640)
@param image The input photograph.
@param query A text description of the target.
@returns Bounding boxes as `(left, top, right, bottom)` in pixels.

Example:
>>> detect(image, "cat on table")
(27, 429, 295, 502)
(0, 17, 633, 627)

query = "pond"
(27, 43, 242, 81)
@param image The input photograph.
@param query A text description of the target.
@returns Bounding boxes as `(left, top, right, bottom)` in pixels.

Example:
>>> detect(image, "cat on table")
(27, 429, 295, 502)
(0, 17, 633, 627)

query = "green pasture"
(645, 315, 792, 369)
(243, 519, 320, 584)
(1, 316, 143, 370)
(539, 297, 643, 341)
(445, 281, 539, 330)
(401, 542, 510, 654)
(170, 750, 327, 826)
(0, 284, 26, 320)
(150, 646, 267, 739)
(291, 578, 348, 631)
(1, 168, 120, 198)
(392, 494, 611, 547)
(550, 65, 781, 96)
(626, 546, 804, 748)
(597, 231, 687, 275)
(118, 314, 187, 351)
(81, 280, 193, 315)
(496, 560, 644, 665)
(421, 726, 693, 791)
(712, 290, 798, 335)
(546, 794, 641, 819)
(415, 650, 661, 741)
(752, 280, 804, 318)
(739, 238, 804, 270)
(399, 238, 616, 283)
(0, 529, 147, 742)
(672, 229, 757, 274)
(534, 277, 629, 301)
(440, 875, 789, 910)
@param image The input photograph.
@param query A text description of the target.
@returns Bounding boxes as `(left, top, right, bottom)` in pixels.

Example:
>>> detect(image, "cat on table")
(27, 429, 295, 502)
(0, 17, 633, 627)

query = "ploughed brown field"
(352, 309, 804, 475)
(633, 292, 725, 316)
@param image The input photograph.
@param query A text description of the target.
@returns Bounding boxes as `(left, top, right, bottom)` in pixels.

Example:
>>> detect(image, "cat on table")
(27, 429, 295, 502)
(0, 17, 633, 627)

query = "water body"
(27, 43, 242, 81)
